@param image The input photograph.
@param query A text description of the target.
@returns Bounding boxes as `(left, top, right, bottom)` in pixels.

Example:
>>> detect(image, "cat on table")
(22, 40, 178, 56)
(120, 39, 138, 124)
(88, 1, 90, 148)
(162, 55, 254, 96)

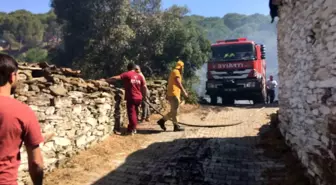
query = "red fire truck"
(206, 38, 267, 105)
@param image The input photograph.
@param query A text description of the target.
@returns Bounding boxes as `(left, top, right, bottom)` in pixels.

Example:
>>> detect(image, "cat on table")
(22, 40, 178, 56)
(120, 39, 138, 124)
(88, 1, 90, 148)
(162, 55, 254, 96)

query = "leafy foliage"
(183, 13, 276, 42)
(18, 48, 48, 62)
(0, 10, 62, 51)
(0, 10, 44, 48)
(51, 0, 211, 81)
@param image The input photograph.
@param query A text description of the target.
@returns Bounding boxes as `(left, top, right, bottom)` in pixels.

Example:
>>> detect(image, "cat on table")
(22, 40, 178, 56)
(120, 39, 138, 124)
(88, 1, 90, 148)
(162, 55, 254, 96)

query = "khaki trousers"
(163, 96, 180, 125)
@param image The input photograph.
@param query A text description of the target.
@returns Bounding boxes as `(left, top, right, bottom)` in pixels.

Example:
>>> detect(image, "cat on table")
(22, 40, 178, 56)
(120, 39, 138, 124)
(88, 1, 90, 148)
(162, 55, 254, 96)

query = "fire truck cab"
(206, 38, 267, 105)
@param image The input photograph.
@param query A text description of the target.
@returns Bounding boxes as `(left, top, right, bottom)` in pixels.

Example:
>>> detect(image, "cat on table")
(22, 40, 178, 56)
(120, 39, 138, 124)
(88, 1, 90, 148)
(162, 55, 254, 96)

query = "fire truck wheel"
(253, 94, 266, 105)
(221, 97, 234, 105)
(210, 96, 217, 105)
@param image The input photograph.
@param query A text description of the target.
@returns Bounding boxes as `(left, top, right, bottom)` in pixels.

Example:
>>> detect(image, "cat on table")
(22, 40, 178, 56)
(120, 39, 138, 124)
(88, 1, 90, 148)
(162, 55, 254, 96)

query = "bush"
(18, 48, 48, 62)
(183, 88, 199, 104)
(183, 78, 200, 105)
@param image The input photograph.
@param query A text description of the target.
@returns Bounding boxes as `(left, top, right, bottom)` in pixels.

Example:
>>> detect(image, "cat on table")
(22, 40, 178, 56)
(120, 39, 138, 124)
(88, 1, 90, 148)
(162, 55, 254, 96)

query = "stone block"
(27, 95, 51, 106)
(49, 85, 68, 96)
(75, 135, 87, 148)
(52, 97, 72, 108)
(86, 117, 98, 127)
(45, 107, 56, 115)
(53, 137, 72, 147)
(319, 105, 331, 115)
(72, 105, 82, 115)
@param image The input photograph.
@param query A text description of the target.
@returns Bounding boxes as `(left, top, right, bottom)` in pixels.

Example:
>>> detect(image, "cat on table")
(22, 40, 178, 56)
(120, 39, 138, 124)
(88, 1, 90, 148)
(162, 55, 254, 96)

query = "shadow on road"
(135, 129, 162, 135)
(91, 124, 310, 185)
(199, 103, 279, 110)
(199, 98, 279, 109)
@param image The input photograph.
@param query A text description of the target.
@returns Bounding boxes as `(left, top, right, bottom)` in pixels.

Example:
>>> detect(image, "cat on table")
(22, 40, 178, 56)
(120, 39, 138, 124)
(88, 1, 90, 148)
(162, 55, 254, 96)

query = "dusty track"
(42, 104, 310, 185)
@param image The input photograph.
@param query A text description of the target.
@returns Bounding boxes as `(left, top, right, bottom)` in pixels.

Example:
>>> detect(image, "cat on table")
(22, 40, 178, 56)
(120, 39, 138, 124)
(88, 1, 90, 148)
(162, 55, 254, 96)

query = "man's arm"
(174, 76, 188, 97)
(140, 75, 147, 99)
(104, 75, 121, 84)
(24, 109, 45, 185)
(142, 86, 147, 100)
(26, 145, 44, 185)
(274, 80, 278, 87)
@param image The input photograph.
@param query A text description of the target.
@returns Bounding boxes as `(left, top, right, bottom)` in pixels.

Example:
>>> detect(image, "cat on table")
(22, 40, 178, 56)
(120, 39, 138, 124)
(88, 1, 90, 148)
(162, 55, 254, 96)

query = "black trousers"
(267, 89, 275, 104)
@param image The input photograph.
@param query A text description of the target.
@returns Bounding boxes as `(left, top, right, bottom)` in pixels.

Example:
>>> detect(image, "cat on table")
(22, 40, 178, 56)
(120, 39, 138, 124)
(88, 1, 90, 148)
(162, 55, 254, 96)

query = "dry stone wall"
(15, 62, 167, 184)
(277, 0, 336, 185)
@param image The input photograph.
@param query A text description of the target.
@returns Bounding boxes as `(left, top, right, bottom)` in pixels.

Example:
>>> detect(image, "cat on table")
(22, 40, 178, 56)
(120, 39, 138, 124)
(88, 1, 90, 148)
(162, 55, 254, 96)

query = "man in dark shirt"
(135, 65, 150, 122)
(101, 63, 146, 135)
(0, 54, 44, 185)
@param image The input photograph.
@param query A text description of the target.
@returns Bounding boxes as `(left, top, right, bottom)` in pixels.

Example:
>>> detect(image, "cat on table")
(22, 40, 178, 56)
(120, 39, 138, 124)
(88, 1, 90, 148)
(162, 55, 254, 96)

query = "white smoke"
(193, 63, 207, 97)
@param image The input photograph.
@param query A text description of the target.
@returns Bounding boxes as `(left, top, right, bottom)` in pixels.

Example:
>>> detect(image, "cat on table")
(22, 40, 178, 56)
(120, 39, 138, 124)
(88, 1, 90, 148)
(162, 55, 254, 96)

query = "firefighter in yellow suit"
(156, 59, 188, 132)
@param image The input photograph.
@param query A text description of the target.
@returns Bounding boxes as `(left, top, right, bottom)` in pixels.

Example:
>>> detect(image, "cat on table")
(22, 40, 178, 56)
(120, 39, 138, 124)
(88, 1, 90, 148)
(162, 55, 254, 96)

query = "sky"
(0, 0, 270, 17)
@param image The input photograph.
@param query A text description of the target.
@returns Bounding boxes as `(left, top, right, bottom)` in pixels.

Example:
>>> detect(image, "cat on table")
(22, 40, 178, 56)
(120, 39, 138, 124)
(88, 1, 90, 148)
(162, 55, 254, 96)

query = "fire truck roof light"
(216, 40, 226, 43)
(216, 38, 248, 43)
(223, 39, 239, 42)
(237, 38, 247, 41)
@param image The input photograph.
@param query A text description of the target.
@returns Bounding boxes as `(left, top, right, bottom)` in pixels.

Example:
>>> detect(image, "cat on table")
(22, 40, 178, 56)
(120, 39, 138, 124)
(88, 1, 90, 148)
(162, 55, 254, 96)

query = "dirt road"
(43, 105, 310, 185)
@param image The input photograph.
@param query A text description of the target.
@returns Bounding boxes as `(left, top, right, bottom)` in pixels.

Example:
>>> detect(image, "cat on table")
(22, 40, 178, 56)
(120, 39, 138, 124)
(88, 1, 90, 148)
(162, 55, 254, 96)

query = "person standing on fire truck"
(266, 75, 278, 104)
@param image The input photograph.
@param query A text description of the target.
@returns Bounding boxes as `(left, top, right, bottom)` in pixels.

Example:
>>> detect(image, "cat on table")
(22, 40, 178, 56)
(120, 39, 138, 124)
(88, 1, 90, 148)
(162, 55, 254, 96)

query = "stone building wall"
(15, 63, 167, 184)
(277, 0, 336, 184)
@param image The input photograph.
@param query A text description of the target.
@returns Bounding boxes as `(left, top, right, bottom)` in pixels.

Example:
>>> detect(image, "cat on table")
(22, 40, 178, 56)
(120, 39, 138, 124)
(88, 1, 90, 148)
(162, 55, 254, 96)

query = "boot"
(173, 124, 185, 132)
(138, 118, 143, 124)
(124, 129, 137, 136)
(157, 118, 167, 131)
(113, 130, 121, 135)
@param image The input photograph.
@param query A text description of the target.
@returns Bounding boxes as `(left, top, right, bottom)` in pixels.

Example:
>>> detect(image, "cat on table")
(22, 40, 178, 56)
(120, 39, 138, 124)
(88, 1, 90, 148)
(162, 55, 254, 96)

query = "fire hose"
(102, 79, 243, 128)
(143, 99, 243, 128)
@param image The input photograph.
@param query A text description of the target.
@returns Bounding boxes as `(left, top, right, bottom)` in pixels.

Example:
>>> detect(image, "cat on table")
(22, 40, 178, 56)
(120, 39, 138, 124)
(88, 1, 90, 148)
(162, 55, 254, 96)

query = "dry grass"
(44, 134, 151, 185)
(43, 103, 197, 185)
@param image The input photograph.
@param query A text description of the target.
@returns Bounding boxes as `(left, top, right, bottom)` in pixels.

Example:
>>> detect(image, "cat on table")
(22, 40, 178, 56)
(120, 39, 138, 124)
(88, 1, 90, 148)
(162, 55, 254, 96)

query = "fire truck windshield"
(211, 43, 255, 61)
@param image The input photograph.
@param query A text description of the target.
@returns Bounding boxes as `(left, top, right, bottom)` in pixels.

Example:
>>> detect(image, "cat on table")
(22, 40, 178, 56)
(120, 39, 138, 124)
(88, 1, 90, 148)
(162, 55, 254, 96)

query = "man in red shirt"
(0, 54, 44, 185)
(102, 63, 146, 135)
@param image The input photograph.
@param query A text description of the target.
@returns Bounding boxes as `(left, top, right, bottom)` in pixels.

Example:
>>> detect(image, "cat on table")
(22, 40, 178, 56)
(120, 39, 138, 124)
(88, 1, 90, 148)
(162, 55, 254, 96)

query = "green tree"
(223, 13, 247, 30)
(0, 12, 5, 26)
(1, 10, 44, 49)
(37, 11, 62, 44)
(0, 12, 6, 34)
(229, 24, 258, 38)
(52, 0, 133, 73)
(183, 16, 232, 43)
(52, 0, 210, 82)
(2, 31, 19, 49)
(240, 13, 269, 25)
(18, 48, 48, 62)
(130, 0, 161, 14)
